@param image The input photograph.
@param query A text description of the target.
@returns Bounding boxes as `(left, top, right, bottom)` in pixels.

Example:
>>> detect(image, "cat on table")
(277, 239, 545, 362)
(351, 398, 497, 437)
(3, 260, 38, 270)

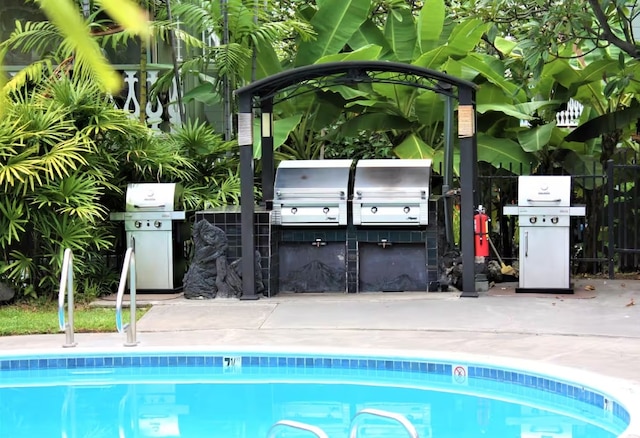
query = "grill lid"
(125, 183, 183, 212)
(352, 159, 432, 226)
(353, 159, 432, 199)
(517, 176, 571, 207)
(274, 160, 352, 198)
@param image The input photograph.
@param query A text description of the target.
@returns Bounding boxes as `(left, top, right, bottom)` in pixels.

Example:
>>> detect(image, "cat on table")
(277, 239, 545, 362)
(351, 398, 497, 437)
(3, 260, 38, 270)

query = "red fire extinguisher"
(474, 205, 490, 257)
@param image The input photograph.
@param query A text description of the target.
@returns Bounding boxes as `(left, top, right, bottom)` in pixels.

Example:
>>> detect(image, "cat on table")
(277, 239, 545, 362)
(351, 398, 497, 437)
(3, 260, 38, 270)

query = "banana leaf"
(295, 0, 370, 66)
(253, 114, 303, 159)
(383, 7, 417, 62)
(417, 0, 445, 53)
(517, 122, 556, 152)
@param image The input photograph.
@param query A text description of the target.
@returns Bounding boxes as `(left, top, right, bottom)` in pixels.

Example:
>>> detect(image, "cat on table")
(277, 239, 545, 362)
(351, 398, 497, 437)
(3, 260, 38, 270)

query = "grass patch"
(0, 303, 149, 336)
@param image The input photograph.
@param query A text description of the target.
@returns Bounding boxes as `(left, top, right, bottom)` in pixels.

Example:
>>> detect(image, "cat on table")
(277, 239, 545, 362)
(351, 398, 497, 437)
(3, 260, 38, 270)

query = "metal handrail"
(58, 248, 76, 348)
(115, 247, 138, 347)
(267, 420, 329, 438)
(349, 408, 419, 438)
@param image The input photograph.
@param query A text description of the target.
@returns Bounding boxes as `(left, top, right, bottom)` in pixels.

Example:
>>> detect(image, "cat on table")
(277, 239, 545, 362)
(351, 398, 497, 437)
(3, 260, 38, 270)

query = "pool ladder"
(115, 246, 138, 346)
(267, 408, 419, 438)
(57, 247, 138, 347)
(58, 248, 77, 348)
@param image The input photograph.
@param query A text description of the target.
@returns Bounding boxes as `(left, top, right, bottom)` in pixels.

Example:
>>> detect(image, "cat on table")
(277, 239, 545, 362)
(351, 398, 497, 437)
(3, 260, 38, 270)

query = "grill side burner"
(272, 160, 353, 227)
(503, 176, 585, 293)
(353, 159, 432, 226)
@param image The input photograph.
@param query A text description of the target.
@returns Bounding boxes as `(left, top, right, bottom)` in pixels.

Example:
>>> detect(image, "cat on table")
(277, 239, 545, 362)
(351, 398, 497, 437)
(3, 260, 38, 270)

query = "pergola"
(234, 61, 479, 299)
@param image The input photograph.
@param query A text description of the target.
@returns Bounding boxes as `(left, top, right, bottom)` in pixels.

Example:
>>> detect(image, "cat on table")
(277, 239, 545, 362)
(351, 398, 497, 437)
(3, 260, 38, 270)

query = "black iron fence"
(455, 152, 640, 278)
(606, 156, 640, 276)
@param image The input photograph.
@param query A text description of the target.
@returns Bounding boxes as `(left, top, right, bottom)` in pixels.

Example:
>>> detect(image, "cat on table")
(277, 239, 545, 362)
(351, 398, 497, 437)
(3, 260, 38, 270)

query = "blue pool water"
(0, 351, 631, 437)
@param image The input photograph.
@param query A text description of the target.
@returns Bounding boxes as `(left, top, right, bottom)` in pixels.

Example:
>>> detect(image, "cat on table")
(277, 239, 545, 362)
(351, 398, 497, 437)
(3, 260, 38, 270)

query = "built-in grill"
(351, 159, 437, 293)
(110, 183, 187, 292)
(272, 160, 353, 227)
(503, 175, 585, 293)
(352, 159, 432, 226)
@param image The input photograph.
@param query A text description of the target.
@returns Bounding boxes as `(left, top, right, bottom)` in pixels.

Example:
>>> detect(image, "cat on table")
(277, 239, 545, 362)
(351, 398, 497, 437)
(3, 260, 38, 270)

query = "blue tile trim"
(0, 353, 629, 425)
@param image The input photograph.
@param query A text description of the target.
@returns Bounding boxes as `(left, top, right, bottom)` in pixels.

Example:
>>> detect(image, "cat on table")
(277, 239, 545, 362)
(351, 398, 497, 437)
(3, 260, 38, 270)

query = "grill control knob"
(551, 216, 559, 224)
(134, 220, 142, 228)
(403, 206, 411, 214)
(371, 207, 378, 214)
(291, 207, 297, 214)
(323, 207, 330, 214)
(154, 220, 162, 228)
(529, 216, 537, 224)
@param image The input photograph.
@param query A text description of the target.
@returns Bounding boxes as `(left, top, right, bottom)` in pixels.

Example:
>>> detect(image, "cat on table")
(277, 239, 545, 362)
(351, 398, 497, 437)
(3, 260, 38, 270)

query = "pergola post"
(238, 93, 259, 300)
(458, 86, 479, 298)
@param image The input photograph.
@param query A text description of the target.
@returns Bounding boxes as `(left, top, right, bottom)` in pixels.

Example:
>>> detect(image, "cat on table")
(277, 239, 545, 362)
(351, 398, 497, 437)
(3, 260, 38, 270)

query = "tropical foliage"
(4, 0, 640, 298)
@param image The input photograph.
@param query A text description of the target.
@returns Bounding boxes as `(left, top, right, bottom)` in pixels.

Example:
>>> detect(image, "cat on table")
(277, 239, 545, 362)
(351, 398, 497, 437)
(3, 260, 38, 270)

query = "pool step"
(267, 408, 419, 437)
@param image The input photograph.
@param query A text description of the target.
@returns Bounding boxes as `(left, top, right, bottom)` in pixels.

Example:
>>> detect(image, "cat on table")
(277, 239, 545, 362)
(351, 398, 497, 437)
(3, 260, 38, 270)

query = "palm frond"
(0, 20, 64, 57)
(30, 172, 107, 221)
(2, 59, 55, 93)
(0, 198, 28, 246)
(0, 156, 45, 192)
(39, 137, 90, 180)
(171, 1, 220, 34)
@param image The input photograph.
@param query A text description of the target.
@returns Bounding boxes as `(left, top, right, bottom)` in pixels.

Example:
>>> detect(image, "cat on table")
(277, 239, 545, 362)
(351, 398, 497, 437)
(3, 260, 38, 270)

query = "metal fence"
(606, 155, 640, 276)
(467, 152, 640, 278)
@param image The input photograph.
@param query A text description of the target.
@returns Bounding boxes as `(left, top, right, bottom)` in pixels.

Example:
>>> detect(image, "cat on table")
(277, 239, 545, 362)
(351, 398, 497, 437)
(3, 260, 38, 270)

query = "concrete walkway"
(0, 277, 638, 383)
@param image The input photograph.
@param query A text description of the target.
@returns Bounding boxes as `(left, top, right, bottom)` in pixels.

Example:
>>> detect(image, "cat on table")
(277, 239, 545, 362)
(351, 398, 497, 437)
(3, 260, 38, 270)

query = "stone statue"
(183, 220, 264, 299)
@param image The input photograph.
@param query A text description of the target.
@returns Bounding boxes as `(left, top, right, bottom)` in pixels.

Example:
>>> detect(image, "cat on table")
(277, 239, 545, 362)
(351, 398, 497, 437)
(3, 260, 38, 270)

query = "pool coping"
(1, 345, 639, 438)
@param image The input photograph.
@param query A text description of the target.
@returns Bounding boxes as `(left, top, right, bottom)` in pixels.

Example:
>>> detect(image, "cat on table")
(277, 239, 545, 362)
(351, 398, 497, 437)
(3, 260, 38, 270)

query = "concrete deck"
(1, 277, 640, 434)
(2, 277, 639, 379)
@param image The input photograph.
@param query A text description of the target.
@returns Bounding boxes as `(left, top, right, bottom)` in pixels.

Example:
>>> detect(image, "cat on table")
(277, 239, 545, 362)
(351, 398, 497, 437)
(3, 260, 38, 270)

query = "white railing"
(119, 64, 183, 131)
(5, 64, 182, 132)
(556, 98, 583, 127)
(58, 248, 77, 348)
(115, 247, 138, 347)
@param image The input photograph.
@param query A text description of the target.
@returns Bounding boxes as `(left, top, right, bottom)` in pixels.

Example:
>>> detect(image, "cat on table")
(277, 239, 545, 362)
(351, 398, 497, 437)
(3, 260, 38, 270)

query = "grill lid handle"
(133, 204, 166, 208)
(526, 198, 562, 203)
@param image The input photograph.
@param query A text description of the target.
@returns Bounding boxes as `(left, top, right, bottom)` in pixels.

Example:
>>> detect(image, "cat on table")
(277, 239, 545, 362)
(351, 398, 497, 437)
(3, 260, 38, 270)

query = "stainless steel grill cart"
(503, 176, 585, 293)
(110, 183, 187, 292)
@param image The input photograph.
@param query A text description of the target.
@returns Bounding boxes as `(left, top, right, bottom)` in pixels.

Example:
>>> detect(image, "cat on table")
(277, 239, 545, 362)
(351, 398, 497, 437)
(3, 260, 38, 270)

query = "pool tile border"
(0, 352, 629, 427)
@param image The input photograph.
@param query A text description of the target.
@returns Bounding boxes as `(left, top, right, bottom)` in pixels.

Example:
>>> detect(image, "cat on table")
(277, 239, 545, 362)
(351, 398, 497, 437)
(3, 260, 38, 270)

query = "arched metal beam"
(236, 60, 475, 101)
(235, 61, 479, 300)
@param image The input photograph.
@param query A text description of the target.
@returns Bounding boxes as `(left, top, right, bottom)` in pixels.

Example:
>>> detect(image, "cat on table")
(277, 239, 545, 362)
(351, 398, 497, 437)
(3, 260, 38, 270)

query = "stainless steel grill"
(272, 160, 352, 227)
(352, 159, 432, 226)
(110, 183, 187, 291)
(503, 175, 585, 292)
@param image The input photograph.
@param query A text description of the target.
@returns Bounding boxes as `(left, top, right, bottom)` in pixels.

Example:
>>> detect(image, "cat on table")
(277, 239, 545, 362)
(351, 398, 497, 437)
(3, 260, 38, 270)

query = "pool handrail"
(115, 247, 138, 346)
(267, 419, 329, 438)
(349, 408, 419, 438)
(57, 248, 76, 348)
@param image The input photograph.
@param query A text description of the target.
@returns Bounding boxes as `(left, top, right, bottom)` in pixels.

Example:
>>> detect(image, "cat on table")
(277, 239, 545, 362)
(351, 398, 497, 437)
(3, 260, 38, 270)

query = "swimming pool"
(0, 347, 637, 437)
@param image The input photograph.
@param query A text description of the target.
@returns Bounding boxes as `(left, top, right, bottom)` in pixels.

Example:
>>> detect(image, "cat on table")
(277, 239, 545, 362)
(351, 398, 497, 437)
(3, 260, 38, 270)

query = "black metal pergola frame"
(234, 61, 479, 299)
